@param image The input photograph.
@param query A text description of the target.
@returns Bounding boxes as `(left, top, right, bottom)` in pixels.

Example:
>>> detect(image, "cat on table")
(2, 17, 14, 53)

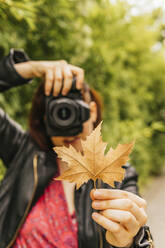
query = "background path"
(143, 171, 165, 247)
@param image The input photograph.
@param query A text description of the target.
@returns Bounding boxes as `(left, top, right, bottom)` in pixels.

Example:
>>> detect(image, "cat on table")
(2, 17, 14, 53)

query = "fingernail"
(92, 212, 99, 219)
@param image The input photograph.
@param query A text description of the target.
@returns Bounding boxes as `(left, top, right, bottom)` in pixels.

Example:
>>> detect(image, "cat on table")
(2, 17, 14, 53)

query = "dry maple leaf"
(54, 122, 134, 189)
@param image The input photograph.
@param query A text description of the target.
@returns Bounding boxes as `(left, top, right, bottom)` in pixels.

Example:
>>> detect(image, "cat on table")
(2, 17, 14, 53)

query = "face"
(50, 101, 97, 152)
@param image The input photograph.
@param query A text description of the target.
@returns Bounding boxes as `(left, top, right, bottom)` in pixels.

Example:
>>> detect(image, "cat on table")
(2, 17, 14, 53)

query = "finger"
(53, 66, 63, 96)
(139, 208, 148, 226)
(69, 65, 84, 90)
(92, 189, 147, 209)
(62, 66, 73, 96)
(92, 212, 121, 233)
(101, 209, 139, 236)
(45, 69, 54, 95)
(92, 199, 147, 226)
(92, 212, 132, 247)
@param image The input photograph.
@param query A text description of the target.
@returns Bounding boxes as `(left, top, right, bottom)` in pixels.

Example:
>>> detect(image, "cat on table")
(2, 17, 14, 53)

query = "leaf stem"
(94, 180, 96, 189)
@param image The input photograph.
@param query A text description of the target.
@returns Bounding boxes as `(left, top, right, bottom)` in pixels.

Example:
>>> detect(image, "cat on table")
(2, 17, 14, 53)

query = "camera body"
(45, 85, 90, 137)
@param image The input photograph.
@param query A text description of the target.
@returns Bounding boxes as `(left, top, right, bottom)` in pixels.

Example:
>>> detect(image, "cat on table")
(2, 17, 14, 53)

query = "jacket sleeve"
(0, 48, 31, 91)
(0, 49, 31, 167)
(0, 108, 26, 168)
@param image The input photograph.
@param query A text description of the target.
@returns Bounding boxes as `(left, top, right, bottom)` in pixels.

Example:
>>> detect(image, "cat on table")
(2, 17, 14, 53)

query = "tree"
(0, 0, 165, 186)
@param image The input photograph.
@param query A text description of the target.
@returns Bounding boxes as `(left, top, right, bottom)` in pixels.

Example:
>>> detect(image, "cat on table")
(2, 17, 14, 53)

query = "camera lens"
(49, 98, 77, 128)
(45, 93, 90, 136)
(57, 107, 71, 120)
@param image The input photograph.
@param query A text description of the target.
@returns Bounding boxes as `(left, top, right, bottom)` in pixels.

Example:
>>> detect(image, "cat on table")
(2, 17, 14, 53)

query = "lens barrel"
(49, 98, 77, 128)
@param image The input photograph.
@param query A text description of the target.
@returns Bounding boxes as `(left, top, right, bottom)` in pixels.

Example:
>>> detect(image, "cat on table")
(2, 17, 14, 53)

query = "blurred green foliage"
(0, 0, 165, 186)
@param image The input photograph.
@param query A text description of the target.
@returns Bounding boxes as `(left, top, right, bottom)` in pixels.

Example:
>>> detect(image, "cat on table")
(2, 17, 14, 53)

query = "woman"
(0, 49, 153, 248)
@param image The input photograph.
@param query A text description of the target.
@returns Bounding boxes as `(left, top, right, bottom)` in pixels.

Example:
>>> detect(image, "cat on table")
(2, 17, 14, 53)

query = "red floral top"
(13, 179, 78, 248)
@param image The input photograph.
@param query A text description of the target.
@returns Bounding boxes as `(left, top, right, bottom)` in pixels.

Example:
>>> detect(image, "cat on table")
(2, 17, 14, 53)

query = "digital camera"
(45, 78, 90, 137)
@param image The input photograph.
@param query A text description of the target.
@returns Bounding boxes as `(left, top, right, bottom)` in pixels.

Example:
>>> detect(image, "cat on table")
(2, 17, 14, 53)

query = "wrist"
(9, 48, 32, 81)
(14, 61, 34, 79)
(1, 48, 31, 87)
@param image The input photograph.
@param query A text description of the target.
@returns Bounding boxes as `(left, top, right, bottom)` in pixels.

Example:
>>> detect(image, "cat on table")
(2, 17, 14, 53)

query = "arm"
(0, 48, 84, 94)
(0, 48, 84, 167)
(0, 49, 31, 167)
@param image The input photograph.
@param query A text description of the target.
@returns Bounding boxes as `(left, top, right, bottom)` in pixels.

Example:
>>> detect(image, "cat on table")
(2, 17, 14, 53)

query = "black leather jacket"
(0, 50, 153, 248)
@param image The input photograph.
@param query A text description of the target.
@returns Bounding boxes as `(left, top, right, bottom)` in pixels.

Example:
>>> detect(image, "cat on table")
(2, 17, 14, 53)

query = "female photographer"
(0, 49, 153, 248)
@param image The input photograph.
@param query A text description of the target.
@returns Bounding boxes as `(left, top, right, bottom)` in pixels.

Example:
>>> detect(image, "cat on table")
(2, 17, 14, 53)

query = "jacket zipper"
(98, 179, 103, 248)
(6, 154, 38, 248)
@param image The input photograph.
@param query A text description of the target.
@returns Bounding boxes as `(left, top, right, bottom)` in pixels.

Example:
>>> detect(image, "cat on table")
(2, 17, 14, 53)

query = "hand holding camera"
(14, 59, 90, 137)
(14, 59, 84, 96)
